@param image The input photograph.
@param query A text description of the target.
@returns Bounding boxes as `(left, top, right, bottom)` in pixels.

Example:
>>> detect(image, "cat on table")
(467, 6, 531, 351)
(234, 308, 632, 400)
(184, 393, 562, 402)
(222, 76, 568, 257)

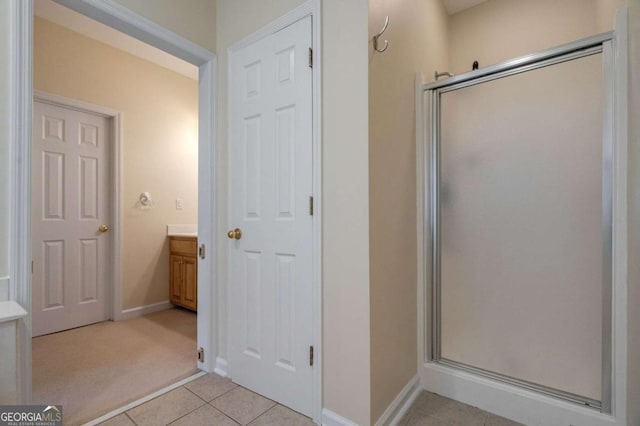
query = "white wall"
(368, 0, 448, 422)
(34, 17, 199, 310)
(216, 1, 371, 424)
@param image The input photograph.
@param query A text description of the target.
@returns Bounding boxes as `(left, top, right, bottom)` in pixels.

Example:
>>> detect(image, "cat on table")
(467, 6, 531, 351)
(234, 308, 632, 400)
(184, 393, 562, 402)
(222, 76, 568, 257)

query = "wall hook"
(373, 16, 389, 53)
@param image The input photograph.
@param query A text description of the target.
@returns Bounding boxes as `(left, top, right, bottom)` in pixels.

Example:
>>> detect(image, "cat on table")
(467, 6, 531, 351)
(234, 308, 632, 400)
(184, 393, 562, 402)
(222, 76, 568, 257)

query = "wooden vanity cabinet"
(169, 236, 197, 311)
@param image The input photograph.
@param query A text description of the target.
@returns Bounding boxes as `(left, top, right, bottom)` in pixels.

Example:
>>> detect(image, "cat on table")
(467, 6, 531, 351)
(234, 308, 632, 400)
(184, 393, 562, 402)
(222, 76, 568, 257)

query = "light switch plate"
(176, 198, 183, 210)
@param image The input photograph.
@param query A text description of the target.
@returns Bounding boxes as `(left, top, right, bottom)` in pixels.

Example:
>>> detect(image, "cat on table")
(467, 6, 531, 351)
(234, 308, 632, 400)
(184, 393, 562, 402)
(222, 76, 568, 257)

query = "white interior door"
(32, 100, 111, 337)
(228, 16, 314, 416)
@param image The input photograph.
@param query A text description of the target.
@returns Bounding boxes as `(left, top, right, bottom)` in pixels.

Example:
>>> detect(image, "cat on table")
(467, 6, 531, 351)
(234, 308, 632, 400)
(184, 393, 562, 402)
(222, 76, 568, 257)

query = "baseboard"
(375, 375, 421, 426)
(321, 409, 359, 426)
(0, 277, 9, 302)
(120, 300, 173, 320)
(214, 357, 228, 377)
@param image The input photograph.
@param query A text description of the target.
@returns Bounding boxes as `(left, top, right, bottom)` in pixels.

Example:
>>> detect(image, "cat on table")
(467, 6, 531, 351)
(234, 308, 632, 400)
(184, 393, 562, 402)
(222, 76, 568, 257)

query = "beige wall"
(112, 0, 216, 52)
(0, 0, 10, 280)
(448, 0, 614, 75)
(627, 0, 640, 423)
(368, 0, 448, 422)
(321, 2, 370, 423)
(216, 1, 372, 424)
(34, 17, 199, 310)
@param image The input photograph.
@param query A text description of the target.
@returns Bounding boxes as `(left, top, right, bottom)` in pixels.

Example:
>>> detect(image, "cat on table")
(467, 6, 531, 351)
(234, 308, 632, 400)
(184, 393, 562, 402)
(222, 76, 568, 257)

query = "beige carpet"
(32, 308, 198, 425)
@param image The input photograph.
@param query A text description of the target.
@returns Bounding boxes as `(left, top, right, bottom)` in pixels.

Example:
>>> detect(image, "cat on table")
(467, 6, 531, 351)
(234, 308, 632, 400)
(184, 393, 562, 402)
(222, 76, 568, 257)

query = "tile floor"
(98, 373, 314, 426)
(98, 373, 521, 426)
(399, 391, 522, 426)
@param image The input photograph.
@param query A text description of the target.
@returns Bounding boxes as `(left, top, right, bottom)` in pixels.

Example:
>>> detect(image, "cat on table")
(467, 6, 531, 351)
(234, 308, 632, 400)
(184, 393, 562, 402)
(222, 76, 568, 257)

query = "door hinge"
(31, 261, 34, 274)
(308, 47, 313, 68)
(309, 196, 314, 216)
(309, 345, 314, 366)
(197, 347, 204, 362)
(199, 244, 206, 259)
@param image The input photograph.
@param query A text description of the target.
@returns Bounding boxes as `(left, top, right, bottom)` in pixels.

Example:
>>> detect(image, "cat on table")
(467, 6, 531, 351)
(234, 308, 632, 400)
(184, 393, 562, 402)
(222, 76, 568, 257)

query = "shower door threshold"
(436, 358, 602, 410)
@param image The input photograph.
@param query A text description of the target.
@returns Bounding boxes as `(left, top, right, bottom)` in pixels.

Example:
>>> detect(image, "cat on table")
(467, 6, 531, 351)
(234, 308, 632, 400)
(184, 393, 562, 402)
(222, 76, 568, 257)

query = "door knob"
(99, 224, 109, 233)
(227, 228, 242, 240)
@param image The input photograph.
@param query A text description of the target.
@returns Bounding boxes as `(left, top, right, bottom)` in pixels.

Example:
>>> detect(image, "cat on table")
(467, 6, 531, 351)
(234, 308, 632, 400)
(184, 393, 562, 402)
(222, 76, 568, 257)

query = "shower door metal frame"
(422, 32, 615, 413)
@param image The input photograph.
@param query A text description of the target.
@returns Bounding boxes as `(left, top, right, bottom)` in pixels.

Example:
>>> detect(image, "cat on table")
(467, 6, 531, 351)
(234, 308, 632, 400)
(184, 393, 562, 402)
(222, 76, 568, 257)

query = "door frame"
(32, 90, 122, 331)
(226, 1, 323, 422)
(9, 0, 219, 404)
(415, 12, 629, 426)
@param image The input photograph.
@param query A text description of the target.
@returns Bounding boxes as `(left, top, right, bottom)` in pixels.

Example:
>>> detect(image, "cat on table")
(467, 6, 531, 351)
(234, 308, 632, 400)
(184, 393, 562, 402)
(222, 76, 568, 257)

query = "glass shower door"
(430, 48, 610, 408)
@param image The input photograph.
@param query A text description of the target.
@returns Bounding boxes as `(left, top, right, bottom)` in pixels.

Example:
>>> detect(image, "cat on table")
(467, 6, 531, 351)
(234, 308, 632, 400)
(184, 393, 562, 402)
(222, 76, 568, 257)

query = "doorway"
(29, 3, 205, 422)
(11, 0, 219, 421)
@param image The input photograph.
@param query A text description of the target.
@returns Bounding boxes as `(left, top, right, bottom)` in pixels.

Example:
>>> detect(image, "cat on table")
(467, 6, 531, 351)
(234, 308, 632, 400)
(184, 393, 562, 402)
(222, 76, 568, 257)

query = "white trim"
(610, 7, 629, 423)
(226, 1, 323, 423)
(33, 90, 120, 117)
(310, 3, 323, 424)
(10, 0, 33, 404)
(120, 300, 173, 321)
(33, 90, 124, 324)
(415, 72, 427, 369)
(82, 371, 207, 426)
(227, 1, 317, 54)
(196, 57, 218, 374)
(0, 277, 9, 302)
(374, 375, 421, 426)
(415, 9, 630, 426)
(0, 301, 29, 323)
(321, 409, 359, 426)
(214, 357, 228, 377)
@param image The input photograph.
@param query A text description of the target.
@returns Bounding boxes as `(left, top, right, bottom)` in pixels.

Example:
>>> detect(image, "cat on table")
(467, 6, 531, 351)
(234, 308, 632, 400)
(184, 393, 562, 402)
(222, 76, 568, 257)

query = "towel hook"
(373, 16, 389, 53)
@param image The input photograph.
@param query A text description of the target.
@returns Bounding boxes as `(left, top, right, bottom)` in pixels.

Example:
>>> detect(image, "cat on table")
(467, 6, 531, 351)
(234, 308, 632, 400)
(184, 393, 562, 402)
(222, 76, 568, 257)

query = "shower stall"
(418, 29, 627, 424)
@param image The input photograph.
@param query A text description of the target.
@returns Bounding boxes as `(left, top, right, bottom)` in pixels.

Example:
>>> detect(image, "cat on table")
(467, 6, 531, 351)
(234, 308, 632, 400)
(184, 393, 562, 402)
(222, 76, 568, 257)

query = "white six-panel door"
(228, 16, 314, 416)
(32, 101, 110, 337)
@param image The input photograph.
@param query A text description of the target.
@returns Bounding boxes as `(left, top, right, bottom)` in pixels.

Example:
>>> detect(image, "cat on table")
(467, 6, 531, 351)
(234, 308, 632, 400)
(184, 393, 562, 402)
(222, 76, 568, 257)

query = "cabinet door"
(182, 256, 198, 311)
(170, 255, 183, 303)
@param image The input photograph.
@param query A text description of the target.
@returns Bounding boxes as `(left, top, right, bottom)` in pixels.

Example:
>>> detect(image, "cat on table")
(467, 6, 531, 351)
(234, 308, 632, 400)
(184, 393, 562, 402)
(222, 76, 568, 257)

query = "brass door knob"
(227, 228, 242, 240)
(99, 224, 109, 233)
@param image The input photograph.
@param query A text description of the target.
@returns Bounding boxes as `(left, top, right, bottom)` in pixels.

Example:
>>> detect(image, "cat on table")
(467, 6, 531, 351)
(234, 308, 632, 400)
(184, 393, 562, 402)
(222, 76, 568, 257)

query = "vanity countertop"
(167, 224, 197, 238)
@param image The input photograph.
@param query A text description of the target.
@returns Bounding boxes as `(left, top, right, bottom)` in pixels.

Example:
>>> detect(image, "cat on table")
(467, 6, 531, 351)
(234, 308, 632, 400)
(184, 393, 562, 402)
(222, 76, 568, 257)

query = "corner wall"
(367, 0, 448, 422)
(34, 17, 199, 310)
